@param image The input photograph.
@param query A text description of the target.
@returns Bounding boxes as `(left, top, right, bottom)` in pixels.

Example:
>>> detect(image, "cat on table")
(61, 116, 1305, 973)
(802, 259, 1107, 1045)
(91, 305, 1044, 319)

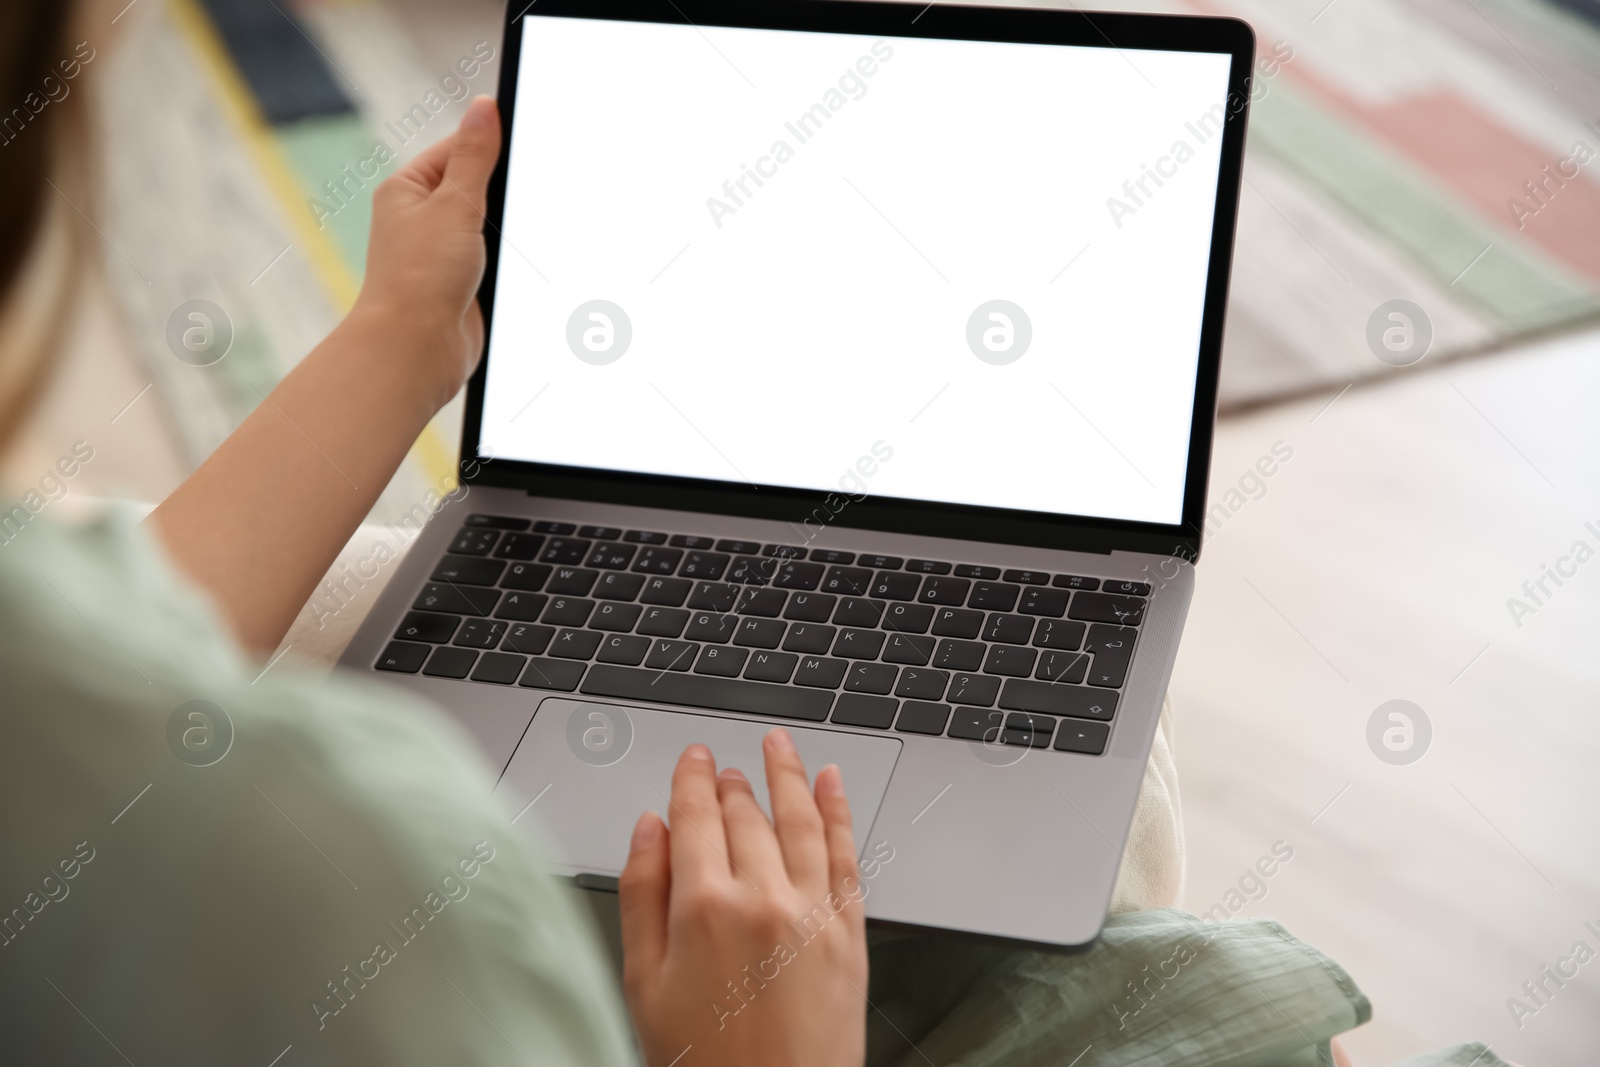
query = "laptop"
(341, 0, 1253, 950)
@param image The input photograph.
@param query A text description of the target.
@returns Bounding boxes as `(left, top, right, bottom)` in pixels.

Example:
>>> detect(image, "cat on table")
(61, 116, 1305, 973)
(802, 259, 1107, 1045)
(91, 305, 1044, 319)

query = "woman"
(0, 5, 1505, 1066)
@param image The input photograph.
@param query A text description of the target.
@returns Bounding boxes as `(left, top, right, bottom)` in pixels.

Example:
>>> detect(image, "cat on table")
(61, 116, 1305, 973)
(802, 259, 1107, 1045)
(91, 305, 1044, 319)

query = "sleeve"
(0, 511, 639, 1067)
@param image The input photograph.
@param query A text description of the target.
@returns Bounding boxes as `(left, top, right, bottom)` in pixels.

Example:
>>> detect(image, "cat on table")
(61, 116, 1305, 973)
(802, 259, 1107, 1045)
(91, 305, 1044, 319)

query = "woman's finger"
(814, 765, 863, 925)
(437, 95, 501, 217)
(618, 811, 670, 983)
(715, 768, 787, 888)
(762, 729, 829, 892)
(667, 744, 730, 889)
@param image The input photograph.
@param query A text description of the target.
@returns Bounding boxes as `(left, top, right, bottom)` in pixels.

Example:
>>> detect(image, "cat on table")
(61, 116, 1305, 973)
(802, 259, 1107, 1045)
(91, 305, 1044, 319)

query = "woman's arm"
(150, 97, 501, 653)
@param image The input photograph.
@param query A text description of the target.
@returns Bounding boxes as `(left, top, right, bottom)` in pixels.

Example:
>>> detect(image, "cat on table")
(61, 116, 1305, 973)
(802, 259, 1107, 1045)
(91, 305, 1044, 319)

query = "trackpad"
(495, 699, 902, 876)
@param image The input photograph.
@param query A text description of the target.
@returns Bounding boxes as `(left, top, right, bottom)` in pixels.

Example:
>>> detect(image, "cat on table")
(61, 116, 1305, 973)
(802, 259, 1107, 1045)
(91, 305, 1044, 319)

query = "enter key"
(1085, 624, 1138, 688)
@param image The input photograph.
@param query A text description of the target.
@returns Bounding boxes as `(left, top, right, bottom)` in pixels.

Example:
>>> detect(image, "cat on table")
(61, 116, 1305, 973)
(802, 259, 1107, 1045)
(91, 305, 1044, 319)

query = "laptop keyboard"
(373, 515, 1151, 756)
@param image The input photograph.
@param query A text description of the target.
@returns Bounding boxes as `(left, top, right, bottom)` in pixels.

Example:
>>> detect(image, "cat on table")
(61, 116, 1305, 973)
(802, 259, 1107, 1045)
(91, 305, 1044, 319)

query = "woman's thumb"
(441, 96, 501, 217)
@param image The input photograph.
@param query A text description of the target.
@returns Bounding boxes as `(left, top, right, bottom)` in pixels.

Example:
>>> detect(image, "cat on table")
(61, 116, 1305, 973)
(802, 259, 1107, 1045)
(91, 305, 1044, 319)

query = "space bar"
(580, 665, 833, 722)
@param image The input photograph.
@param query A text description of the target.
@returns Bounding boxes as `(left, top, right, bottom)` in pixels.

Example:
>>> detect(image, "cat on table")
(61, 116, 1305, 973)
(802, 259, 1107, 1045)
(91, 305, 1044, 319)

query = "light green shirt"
(0, 509, 636, 1066)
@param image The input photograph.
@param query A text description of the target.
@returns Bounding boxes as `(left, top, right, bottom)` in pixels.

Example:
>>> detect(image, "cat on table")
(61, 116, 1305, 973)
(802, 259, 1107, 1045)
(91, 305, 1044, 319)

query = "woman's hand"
(620, 730, 869, 1067)
(353, 94, 502, 413)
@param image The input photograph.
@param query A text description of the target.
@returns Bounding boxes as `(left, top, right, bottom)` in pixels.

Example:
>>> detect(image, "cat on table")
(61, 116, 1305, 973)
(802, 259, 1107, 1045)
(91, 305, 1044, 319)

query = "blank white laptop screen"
(477, 15, 1233, 526)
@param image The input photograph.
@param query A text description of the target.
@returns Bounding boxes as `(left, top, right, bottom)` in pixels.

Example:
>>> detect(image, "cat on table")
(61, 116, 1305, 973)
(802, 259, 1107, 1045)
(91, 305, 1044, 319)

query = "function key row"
(456, 516, 1147, 594)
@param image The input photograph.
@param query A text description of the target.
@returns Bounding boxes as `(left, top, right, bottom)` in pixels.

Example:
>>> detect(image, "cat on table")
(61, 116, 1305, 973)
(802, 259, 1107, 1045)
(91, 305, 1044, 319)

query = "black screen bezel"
(461, 0, 1255, 561)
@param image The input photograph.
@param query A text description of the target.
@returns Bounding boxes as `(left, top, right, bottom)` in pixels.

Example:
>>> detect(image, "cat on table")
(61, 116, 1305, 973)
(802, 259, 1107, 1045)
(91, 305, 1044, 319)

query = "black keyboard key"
(413, 583, 499, 616)
(832, 693, 898, 729)
(1055, 719, 1111, 755)
(954, 564, 1001, 580)
(895, 701, 950, 735)
(844, 662, 898, 694)
(449, 528, 499, 556)
(686, 612, 739, 643)
(1004, 712, 1055, 748)
(744, 650, 798, 683)
(859, 555, 904, 570)
(949, 706, 1004, 743)
(694, 645, 749, 677)
(833, 628, 886, 660)
(681, 552, 731, 581)
(637, 607, 690, 638)
(632, 547, 683, 575)
(500, 562, 552, 591)
(580, 664, 831, 721)
(466, 514, 530, 530)
(918, 576, 971, 606)
(541, 597, 596, 627)
(495, 591, 549, 622)
(832, 598, 885, 627)
(983, 613, 1034, 645)
(793, 656, 849, 688)
(579, 525, 623, 540)
(1053, 574, 1100, 591)
(550, 628, 603, 660)
(1084, 624, 1137, 688)
(640, 577, 692, 606)
(376, 641, 429, 673)
(590, 601, 642, 632)
(894, 667, 949, 701)
(470, 652, 525, 685)
(882, 603, 934, 634)
(493, 533, 545, 561)
(932, 640, 984, 672)
(869, 572, 921, 601)
(947, 673, 1001, 707)
(782, 624, 836, 655)
(539, 538, 591, 564)
(1019, 588, 1070, 617)
(587, 543, 636, 570)
(454, 618, 508, 649)
(688, 582, 738, 612)
(882, 633, 934, 666)
(715, 539, 761, 554)
(1037, 651, 1089, 684)
(593, 572, 646, 601)
(1000, 680, 1119, 720)
(433, 555, 506, 586)
(810, 549, 856, 564)
(546, 567, 599, 596)
(645, 639, 699, 671)
(774, 561, 825, 590)
(1070, 593, 1146, 627)
(1003, 569, 1049, 585)
(906, 559, 952, 575)
(821, 566, 873, 596)
(984, 646, 1037, 677)
(394, 611, 459, 643)
(733, 617, 786, 649)
(1033, 619, 1086, 650)
(931, 608, 983, 639)
(968, 582, 1020, 612)
(518, 657, 586, 691)
(763, 544, 808, 559)
(735, 588, 788, 618)
(783, 592, 837, 622)
(597, 634, 650, 665)
(726, 555, 777, 585)
(424, 646, 478, 678)
(533, 521, 576, 535)
(624, 529, 669, 544)
(501, 623, 555, 655)
(669, 534, 716, 549)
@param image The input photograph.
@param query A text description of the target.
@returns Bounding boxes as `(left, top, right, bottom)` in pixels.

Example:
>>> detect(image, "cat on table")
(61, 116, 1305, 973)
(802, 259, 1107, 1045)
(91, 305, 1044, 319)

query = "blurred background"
(6, 0, 1598, 1063)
